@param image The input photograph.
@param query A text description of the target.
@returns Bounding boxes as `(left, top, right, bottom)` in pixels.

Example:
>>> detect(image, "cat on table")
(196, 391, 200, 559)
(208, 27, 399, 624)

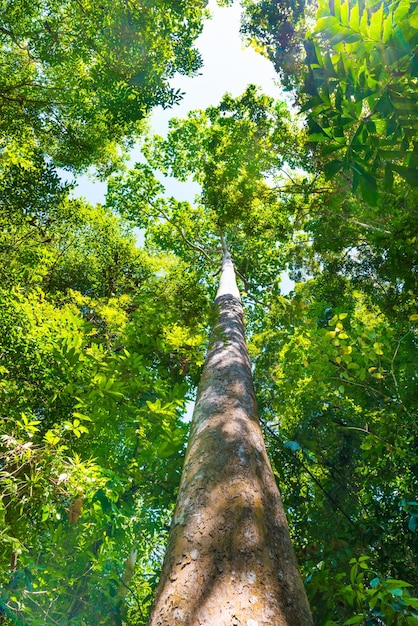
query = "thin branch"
(0, 94, 65, 106)
(235, 268, 269, 308)
(390, 332, 413, 418)
(338, 425, 385, 443)
(329, 376, 386, 398)
(273, 184, 333, 195)
(262, 420, 357, 528)
(0, 26, 31, 51)
(219, 228, 227, 255)
(147, 199, 218, 264)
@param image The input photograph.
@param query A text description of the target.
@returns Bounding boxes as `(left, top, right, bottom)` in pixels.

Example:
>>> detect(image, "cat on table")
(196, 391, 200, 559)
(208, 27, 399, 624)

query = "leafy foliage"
(250, 274, 417, 621)
(0, 183, 209, 623)
(1, 1, 418, 621)
(0, 0, 208, 171)
(240, 0, 418, 202)
(302, 0, 418, 203)
(240, 0, 310, 88)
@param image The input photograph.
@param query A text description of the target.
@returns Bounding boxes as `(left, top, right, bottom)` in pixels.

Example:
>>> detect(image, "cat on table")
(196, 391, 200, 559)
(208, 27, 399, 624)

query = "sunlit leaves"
(142, 86, 300, 228)
(250, 273, 417, 622)
(110, 87, 310, 302)
(303, 0, 418, 203)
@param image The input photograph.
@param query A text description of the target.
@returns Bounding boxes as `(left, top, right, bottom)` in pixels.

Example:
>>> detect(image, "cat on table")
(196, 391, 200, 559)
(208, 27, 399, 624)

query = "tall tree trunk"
(148, 252, 313, 625)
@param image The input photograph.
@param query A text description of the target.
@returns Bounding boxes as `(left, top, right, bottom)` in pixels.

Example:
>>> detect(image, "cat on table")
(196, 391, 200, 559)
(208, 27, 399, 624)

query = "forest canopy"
(0, 0, 417, 625)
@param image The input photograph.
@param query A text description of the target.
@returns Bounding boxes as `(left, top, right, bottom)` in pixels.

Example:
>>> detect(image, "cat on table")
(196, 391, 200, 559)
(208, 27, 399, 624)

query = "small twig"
(234, 268, 268, 308)
(338, 426, 385, 443)
(329, 374, 386, 398)
(390, 333, 412, 418)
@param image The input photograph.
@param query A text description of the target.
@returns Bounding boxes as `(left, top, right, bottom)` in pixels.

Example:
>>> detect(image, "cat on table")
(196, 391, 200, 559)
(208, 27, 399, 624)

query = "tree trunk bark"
(148, 252, 313, 626)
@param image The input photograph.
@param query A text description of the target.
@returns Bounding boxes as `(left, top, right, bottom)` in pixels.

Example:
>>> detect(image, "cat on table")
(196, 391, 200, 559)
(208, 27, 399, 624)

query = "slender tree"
(148, 242, 313, 625)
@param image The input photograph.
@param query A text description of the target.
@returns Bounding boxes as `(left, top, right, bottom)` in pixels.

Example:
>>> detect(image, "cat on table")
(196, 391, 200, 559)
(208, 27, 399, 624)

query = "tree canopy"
(0, 0, 207, 170)
(0, 1, 417, 625)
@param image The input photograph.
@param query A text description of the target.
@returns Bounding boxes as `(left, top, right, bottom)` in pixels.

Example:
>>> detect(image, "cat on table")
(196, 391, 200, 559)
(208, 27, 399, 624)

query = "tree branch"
(262, 420, 357, 529)
(147, 199, 218, 264)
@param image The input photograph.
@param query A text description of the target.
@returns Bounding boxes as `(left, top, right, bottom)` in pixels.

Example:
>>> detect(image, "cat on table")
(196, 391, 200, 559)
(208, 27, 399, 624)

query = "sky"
(151, 0, 283, 134)
(74, 0, 283, 204)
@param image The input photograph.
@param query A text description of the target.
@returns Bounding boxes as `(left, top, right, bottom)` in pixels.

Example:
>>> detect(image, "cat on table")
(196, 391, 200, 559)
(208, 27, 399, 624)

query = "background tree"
(240, 0, 311, 89)
(1, 3, 213, 620)
(0, 183, 209, 623)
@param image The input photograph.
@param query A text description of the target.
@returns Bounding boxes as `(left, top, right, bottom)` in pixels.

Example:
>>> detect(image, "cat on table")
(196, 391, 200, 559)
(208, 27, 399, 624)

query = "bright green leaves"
(303, 0, 418, 203)
(322, 306, 394, 384)
(17, 413, 41, 438)
(0, 0, 209, 171)
(109, 87, 310, 303)
(0, 184, 209, 624)
(107, 162, 167, 227)
(0, 286, 190, 623)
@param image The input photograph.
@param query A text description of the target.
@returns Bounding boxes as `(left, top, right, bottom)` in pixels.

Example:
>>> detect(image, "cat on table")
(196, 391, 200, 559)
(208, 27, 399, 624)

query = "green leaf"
(324, 159, 345, 177)
(307, 133, 333, 142)
(323, 142, 347, 155)
(352, 165, 378, 205)
(382, 12, 394, 42)
(349, 3, 360, 30)
(300, 96, 326, 113)
(368, 4, 384, 39)
(44, 430, 61, 446)
(315, 16, 342, 36)
(389, 587, 404, 596)
(384, 580, 412, 588)
(340, 0, 349, 26)
(343, 616, 365, 625)
(411, 7, 418, 29)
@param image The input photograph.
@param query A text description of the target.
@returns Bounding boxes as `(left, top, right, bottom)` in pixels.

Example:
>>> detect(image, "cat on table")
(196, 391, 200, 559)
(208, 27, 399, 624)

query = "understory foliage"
(0, 178, 209, 624)
(0, 3, 210, 622)
(1, 1, 417, 625)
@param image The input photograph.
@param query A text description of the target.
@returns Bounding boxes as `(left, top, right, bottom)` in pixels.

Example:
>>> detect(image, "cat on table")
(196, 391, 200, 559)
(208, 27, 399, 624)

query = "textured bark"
(148, 254, 313, 626)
